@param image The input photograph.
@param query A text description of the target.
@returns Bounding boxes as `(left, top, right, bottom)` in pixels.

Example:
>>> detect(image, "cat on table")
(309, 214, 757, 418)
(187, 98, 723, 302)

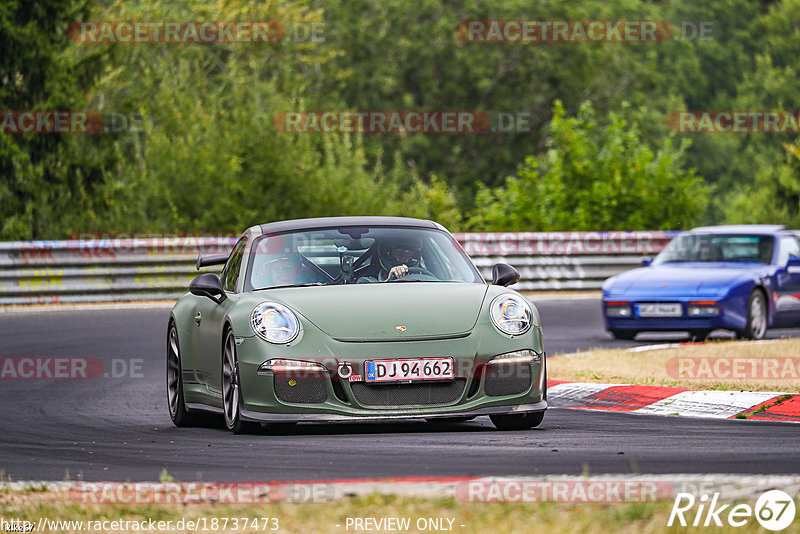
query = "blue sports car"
(602, 225, 800, 340)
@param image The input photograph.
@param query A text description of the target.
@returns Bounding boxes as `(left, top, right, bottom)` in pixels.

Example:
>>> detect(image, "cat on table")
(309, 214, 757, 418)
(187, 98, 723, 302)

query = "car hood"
(605, 263, 766, 296)
(260, 283, 490, 341)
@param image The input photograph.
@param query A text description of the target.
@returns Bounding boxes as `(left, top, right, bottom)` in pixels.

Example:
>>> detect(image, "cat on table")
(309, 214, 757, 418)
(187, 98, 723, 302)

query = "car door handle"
(194, 312, 202, 326)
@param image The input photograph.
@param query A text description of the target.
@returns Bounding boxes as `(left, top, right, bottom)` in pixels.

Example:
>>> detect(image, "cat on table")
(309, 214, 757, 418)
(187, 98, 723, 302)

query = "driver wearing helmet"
(378, 236, 422, 281)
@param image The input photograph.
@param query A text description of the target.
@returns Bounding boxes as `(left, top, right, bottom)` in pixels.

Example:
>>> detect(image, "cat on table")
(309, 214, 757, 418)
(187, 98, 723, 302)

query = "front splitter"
(236, 401, 547, 424)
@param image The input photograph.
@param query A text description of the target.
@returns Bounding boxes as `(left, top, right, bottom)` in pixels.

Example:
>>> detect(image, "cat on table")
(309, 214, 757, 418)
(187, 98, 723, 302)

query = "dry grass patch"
(0, 489, 779, 534)
(550, 338, 800, 392)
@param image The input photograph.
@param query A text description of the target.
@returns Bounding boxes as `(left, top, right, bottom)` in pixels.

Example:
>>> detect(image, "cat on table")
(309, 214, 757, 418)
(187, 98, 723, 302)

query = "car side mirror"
(641, 257, 653, 267)
(787, 257, 800, 271)
(491, 263, 520, 287)
(189, 273, 227, 303)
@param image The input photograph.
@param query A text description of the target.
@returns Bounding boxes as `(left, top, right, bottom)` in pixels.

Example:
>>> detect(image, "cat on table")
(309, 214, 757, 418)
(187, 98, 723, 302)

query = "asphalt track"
(1, 298, 799, 482)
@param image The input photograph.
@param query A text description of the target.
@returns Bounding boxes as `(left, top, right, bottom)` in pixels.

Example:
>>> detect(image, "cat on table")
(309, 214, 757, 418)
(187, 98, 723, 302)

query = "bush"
(469, 101, 707, 231)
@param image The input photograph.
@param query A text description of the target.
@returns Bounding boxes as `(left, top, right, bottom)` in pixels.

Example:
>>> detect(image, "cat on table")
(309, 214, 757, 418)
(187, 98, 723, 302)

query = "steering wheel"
(387, 265, 436, 280)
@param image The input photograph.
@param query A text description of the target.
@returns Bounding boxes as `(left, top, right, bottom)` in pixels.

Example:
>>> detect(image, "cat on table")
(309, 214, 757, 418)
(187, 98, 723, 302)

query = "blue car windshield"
(653, 234, 774, 265)
(247, 226, 483, 290)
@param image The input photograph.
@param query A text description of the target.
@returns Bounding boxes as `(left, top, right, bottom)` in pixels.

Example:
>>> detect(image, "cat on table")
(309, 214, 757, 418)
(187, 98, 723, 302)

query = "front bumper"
(234, 327, 546, 420)
(602, 295, 748, 333)
(239, 401, 547, 423)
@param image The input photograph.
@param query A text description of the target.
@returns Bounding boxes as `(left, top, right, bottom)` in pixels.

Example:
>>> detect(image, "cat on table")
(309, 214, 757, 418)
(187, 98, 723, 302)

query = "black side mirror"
(641, 257, 653, 267)
(189, 273, 227, 303)
(787, 257, 800, 270)
(491, 263, 520, 287)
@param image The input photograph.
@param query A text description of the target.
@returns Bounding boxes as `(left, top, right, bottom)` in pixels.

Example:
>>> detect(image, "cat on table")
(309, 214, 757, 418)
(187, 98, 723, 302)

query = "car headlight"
(251, 302, 300, 344)
(687, 301, 719, 316)
(487, 350, 541, 365)
(490, 294, 532, 335)
(257, 359, 326, 375)
(605, 301, 632, 317)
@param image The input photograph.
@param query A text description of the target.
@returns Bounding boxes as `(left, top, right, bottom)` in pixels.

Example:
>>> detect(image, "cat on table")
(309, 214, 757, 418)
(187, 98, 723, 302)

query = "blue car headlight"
(605, 301, 632, 317)
(490, 294, 532, 335)
(687, 301, 720, 316)
(251, 302, 300, 344)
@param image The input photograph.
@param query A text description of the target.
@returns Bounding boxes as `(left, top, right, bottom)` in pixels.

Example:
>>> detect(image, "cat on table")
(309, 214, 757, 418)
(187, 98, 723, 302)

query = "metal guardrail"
(0, 231, 679, 305)
(0, 238, 236, 305)
(454, 231, 679, 291)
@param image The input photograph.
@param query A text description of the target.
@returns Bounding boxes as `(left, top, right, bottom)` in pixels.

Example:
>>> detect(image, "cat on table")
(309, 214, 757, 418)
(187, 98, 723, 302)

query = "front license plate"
(636, 303, 682, 317)
(365, 358, 454, 383)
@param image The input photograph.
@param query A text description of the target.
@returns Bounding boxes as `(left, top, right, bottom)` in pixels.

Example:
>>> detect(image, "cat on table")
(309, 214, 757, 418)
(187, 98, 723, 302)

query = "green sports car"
(167, 217, 547, 433)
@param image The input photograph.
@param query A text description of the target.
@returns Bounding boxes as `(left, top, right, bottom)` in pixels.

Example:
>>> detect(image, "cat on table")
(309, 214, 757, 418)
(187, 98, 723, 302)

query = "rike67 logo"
(669, 490, 796, 531)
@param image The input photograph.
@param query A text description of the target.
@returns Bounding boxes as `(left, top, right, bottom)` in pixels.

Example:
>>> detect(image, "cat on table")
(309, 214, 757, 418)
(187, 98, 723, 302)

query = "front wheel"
(222, 328, 259, 434)
(739, 290, 768, 340)
(490, 411, 544, 431)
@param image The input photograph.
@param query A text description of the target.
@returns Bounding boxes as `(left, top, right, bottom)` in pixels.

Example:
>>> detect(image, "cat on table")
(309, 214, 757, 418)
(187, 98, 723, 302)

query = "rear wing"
(196, 254, 229, 270)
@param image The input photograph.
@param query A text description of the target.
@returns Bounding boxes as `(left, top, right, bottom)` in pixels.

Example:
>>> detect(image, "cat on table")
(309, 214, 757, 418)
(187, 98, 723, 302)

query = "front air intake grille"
(351, 379, 466, 407)
(273, 371, 328, 404)
(484, 362, 532, 397)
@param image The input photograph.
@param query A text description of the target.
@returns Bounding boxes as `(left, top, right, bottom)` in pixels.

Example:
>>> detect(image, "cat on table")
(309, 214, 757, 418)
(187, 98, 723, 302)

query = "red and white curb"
(548, 381, 800, 422)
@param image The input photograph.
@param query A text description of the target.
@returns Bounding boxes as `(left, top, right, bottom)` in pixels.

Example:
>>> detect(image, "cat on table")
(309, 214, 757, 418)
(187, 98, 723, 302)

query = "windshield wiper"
(386, 278, 440, 283)
(254, 282, 327, 291)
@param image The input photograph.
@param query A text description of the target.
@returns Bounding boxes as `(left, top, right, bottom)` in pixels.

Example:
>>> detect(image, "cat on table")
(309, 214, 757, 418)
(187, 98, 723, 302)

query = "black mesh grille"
(484, 362, 532, 397)
(273, 372, 328, 404)
(351, 379, 466, 407)
(331, 379, 349, 403)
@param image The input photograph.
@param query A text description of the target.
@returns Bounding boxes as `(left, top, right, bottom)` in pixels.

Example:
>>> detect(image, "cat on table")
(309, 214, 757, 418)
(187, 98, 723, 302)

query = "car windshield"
(247, 226, 483, 290)
(653, 233, 775, 265)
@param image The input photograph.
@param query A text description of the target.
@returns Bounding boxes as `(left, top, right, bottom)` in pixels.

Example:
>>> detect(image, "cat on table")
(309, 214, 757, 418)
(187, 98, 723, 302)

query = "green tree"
(76, 0, 461, 236)
(317, 0, 679, 200)
(0, 0, 112, 239)
(723, 140, 800, 226)
(469, 101, 706, 230)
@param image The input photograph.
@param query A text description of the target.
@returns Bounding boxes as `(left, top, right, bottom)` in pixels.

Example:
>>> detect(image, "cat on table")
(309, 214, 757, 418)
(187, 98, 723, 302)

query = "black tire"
(610, 329, 637, 340)
(167, 322, 210, 427)
(739, 290, 768, 340)
(490, 411, 544, 431)
(688, 329, 711, 342)
(221, 328, 259, 434)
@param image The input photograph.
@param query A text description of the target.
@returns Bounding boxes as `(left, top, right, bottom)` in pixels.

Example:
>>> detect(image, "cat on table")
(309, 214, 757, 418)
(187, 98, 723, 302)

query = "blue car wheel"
(739, 290, 768, 340)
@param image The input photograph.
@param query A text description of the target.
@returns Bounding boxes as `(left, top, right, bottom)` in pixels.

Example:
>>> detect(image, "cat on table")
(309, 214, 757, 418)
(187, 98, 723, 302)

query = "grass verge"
(549, 338, 800, 392)
(0, 489, 782, 534)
